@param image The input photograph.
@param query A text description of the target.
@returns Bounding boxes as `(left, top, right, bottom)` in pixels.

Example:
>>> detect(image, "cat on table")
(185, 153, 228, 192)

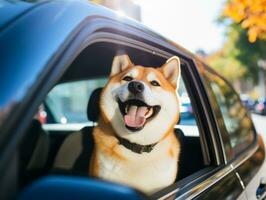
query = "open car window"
(21, 41, 216, 199)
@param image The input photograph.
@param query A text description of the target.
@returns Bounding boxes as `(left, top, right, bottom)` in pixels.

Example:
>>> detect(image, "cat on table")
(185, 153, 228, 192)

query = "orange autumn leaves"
(224, 0, 266, 43)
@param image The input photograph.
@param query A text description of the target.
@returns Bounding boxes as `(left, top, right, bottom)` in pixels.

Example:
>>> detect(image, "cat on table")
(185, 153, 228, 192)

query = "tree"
(224, 0, 266, 43)
(228, 24, 266, 82)
(207, 23, 266, 83)
(206, 52, 246, 85)
(206, 0, 266, 85)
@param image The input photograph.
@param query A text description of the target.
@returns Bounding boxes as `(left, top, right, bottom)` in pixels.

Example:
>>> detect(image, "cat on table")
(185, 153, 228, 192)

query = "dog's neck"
(116, 135, 157, 154)
(97, 117, 158, 154)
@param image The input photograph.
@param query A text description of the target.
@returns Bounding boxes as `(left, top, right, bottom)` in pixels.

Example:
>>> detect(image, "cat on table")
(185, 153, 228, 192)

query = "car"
(179, 94, 196, 125)
(0, 1, 266, 200)
(240, 94, 256, 112)
(254, 99, 266, 115)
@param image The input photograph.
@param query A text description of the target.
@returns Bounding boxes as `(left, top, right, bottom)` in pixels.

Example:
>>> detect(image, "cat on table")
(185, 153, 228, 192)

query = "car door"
(166, 60, 246, 200)
(151, 58, 247, 199)
(235, 137, 266, 200)
(197, 61, 266, 200)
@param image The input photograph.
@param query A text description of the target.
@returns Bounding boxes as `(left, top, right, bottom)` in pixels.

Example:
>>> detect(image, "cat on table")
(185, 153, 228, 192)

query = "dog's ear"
(110, 54, 133, 76)
(160, 56, 181, 88)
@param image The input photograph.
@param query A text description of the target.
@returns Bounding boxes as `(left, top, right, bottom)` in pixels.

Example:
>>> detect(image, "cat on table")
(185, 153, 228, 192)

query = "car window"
(22, 40, 211, 200)
(43, 69, 205, 183)
(45, 78, 107, 124)
(203, 70, 255, 156)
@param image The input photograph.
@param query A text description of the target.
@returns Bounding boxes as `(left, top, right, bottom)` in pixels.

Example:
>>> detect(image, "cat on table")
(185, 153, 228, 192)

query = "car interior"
(18, 42, 209, 198)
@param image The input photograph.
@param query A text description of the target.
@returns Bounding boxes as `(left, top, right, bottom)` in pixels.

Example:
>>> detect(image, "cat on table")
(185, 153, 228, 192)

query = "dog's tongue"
(124, 106, 147, 128)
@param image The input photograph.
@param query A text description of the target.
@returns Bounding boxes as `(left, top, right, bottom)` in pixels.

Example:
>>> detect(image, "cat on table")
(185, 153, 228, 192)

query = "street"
(252, 114, 266, 135)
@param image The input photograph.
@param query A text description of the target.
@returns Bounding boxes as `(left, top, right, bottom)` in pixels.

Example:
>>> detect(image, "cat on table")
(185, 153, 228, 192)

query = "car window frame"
(52, 38, 223, 199)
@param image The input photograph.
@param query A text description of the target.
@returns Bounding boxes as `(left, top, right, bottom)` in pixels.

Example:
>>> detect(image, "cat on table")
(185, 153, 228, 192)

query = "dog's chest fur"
(90, 124, 180, 194)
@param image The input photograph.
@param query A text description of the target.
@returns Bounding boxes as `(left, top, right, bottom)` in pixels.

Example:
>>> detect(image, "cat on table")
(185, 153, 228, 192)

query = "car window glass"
(204, 71, 255, 155)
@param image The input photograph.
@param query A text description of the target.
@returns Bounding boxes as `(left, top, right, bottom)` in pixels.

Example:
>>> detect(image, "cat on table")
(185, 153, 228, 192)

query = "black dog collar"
(117, 136, 157, 154)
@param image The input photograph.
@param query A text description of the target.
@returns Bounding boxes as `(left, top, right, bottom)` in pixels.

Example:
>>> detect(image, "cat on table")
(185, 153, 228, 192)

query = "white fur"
(147, 72, 160, 85)
(96, 136, 178, 193)
(110, 55, 132, 76)
(124, 68, 139, 79)
(101, 69, 179, 145)
(111, 81, 160, 106)
(163, 56, 180, 88)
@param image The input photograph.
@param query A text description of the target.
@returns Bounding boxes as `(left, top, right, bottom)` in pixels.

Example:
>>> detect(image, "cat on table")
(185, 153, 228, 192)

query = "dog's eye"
(122, 76, 133, 81)
(150, 80, 160, 86)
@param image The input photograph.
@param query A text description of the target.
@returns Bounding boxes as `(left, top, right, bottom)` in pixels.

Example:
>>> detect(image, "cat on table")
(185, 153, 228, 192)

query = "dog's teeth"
(125, 105, 129, 113)
(145, 108, 150, 115)
(145, 108, 153, 118)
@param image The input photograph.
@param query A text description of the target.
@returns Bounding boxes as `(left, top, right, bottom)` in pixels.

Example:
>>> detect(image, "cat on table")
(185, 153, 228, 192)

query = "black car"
(0, 1, 266, 200)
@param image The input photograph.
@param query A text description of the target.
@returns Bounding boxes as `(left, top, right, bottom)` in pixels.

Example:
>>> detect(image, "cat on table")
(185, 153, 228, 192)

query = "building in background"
(90, 0, 141, 21)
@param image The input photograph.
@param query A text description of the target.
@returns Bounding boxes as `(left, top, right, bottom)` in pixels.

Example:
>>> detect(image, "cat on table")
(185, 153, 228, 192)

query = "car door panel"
(234, 134, 266, 200)
(194, 170, 244, 200)
(196, 60, 266, 199)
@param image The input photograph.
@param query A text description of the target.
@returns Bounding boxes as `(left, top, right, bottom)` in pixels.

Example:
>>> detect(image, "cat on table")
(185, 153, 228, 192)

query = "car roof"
(0, 1, 35, 31)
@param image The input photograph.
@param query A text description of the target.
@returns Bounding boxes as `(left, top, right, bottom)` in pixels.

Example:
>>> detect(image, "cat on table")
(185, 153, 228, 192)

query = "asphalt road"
(251, 114, 266, 134)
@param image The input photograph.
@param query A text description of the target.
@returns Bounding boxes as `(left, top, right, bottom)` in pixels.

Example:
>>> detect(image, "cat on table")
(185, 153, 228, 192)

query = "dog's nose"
(128, 81, 144, 94)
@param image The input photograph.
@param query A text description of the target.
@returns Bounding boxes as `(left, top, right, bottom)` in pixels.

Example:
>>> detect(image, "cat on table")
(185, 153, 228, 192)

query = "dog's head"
(100, 54, 181, 145)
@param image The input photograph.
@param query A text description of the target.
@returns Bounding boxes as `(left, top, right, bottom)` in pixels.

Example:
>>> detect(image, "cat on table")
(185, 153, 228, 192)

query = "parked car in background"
(254, 99, 266, 115)
(240, 94, 256, 112)
(179, 94, 196, 125)
(0, 1, 266, 200)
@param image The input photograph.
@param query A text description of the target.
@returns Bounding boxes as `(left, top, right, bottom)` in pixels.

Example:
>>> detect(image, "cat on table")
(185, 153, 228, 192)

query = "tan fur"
(90, 55, 181, 194)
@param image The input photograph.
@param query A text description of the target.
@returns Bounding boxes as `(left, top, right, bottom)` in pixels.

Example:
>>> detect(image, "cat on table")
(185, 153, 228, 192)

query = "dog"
(90, 54, 181, 194)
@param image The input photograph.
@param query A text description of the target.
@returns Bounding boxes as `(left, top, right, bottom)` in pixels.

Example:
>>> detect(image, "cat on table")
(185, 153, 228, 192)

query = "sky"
(135, 0, 226, 54)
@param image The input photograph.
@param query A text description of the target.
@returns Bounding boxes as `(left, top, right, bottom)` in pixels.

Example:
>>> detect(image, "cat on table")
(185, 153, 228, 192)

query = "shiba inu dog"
(90, 54, 181, 193)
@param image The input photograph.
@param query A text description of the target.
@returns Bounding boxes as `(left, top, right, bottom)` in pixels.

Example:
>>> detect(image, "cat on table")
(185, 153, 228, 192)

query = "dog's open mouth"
(118, 99, 161, 131)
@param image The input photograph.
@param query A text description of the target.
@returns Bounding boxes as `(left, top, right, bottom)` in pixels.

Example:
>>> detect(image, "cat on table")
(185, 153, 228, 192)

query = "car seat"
(175, 128, 204, 180)
(52, 88, 102, 174)
(19, 119, 50, 186)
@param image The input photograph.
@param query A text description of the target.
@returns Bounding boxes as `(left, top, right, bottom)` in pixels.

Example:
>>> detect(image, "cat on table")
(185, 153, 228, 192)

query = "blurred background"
(90, 0, 266, 116)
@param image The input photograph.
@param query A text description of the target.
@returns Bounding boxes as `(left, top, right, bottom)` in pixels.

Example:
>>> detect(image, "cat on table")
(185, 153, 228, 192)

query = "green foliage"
(207, 56, 246, 83)
(224, 24, 266, 82)
(207, 16, 266, 84)
(206, 24, 247, 83)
